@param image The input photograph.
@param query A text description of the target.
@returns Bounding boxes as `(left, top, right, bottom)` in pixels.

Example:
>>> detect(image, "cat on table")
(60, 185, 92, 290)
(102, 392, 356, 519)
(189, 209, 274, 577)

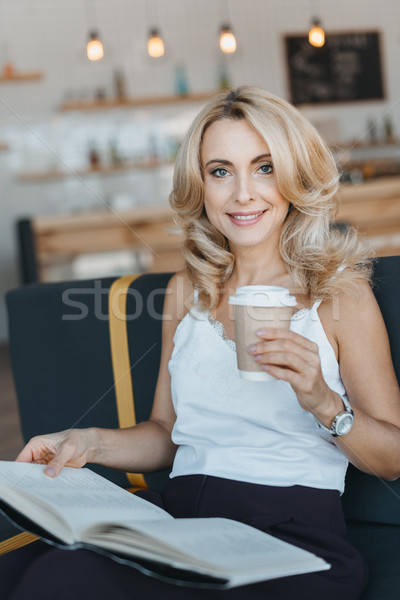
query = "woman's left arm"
(248, 282, 400, 480)
(324, 282, 400, 480)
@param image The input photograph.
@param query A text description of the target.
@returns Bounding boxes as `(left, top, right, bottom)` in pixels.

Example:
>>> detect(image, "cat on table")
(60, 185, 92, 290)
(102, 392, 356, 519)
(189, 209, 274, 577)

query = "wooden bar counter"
(337, 176, 400, 257)
(31, 204, 185, 281)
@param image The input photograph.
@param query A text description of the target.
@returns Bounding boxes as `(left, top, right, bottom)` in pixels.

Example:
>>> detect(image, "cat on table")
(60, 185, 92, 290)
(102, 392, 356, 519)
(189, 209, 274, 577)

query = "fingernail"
(45, 466, 57, 477)
(247, 344, 256, 353)
(256, 329, 267, 336)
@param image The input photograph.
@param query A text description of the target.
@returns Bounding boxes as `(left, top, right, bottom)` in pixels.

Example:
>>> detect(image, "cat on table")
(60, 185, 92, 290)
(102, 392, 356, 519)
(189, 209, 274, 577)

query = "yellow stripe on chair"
(108, 274, 149, 491)
(0, 532, 38, 556)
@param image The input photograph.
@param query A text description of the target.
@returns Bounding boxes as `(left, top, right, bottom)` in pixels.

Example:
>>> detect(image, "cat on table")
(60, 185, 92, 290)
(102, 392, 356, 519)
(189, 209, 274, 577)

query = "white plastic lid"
(229, 285, 297, 308)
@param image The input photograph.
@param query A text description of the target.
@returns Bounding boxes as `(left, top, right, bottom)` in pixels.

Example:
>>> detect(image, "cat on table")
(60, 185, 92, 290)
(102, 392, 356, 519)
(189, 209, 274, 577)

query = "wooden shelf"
(17, 159, 173, 182)
(0, 72, 43, 82)
(59, 91, 215, 112)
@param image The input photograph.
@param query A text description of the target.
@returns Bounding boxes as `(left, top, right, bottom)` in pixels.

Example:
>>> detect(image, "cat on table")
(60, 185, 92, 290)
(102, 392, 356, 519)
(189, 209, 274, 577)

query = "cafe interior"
(0, 0, 399, 594)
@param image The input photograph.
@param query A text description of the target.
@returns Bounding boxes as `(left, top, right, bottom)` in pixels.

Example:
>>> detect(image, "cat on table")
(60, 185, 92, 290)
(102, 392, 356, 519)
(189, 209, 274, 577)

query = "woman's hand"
(15, 428, 98, 478)
(247, 327, 340, 419)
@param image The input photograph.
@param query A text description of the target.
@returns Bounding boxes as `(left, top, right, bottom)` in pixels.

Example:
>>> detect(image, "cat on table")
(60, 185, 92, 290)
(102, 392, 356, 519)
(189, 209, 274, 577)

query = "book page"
(117, 517, 329, 573)
(85, 517, 330, 587)
(0, 462, 171, 542)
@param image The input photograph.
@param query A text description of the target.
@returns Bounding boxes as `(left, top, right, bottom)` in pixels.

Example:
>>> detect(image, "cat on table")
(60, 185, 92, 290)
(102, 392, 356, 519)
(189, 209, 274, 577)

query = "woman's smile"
(227, 209, 268, 226)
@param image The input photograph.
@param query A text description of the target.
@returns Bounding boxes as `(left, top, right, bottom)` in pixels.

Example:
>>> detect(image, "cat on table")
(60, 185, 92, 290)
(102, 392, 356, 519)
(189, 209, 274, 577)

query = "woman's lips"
(227, 210, 267, 226)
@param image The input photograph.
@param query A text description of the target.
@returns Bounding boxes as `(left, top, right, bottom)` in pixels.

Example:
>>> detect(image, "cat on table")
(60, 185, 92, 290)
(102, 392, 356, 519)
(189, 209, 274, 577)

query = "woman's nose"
(235, 175, 255, 204)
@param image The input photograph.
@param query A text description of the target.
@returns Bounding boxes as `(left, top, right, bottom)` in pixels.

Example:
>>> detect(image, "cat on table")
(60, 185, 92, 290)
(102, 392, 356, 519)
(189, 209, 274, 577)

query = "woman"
(2, 87, 400, 600)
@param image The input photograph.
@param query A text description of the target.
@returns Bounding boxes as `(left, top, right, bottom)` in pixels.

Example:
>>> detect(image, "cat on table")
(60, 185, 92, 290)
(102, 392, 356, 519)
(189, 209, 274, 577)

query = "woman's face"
(201, 118, 290, 252)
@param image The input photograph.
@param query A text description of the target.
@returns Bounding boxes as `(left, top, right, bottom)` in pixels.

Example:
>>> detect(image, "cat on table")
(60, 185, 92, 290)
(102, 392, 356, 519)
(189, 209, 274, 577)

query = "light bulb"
(219, 25, 237, 54)
(87, 31, 104, 61)
(308, 20, 325, 48)
(148, 29, 165, 58)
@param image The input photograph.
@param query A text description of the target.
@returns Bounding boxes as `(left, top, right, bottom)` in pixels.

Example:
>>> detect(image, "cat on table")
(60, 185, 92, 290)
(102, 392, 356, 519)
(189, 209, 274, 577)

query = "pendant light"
(87, 31, 104, 61)
(219, 25, 237, 54)
(308, 19, 325, 47)
(148, 29, 165, 58)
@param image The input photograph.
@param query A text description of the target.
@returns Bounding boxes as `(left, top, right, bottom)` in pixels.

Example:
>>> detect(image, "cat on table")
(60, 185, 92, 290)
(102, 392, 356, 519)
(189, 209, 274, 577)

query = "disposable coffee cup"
(229, 286, 297, 382)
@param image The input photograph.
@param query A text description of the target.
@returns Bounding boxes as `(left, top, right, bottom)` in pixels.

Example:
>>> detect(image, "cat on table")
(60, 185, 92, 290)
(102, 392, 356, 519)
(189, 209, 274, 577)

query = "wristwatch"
(317, 396, 354, 437)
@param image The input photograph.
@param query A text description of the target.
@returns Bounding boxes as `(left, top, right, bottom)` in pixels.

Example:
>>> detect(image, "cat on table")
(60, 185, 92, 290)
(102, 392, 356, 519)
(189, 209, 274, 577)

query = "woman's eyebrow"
(251, 153, 271, 163)
(204, 153, 271, 168)
(204, 159, 232, 168)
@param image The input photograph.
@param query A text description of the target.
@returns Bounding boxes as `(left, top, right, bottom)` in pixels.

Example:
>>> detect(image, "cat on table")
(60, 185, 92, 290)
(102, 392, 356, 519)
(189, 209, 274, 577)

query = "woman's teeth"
(230, 212, 264, 221)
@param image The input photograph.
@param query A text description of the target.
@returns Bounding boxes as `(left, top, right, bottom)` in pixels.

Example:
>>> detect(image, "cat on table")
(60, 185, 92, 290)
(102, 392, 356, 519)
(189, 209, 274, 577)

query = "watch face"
(336, 414, 354, 436)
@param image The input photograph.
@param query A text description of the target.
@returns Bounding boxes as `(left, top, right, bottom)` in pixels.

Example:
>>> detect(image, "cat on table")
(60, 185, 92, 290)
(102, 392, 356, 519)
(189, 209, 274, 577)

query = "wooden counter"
(337, 176, 400, 256)
(31, 204, 184, 281)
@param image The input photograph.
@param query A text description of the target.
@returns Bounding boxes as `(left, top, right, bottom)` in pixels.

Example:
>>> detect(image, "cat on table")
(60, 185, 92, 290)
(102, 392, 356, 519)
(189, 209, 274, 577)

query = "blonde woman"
(3, 87, 400, 600)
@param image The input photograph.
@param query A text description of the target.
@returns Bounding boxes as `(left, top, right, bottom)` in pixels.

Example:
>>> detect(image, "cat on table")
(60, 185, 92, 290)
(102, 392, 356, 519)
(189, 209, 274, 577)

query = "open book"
(0, 461, 330, 588)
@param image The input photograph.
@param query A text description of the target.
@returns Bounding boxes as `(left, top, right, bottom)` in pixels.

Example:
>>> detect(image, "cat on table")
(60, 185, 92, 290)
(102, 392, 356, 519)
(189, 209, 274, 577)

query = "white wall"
(0, 0, 399, 342)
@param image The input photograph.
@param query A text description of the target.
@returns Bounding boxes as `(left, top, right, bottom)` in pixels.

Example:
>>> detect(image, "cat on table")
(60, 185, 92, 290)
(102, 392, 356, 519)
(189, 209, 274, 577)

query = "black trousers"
(0, 475, 368, 600)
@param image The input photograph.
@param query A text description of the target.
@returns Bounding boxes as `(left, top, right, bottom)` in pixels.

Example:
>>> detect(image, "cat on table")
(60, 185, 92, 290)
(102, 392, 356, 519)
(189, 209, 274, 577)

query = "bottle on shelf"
(174, 64, 189, 96)
(384, 117, 394, 143)
(217, 63, 231, 91)
(88, 142, 101, 169)
(113, 69, 127, 101)
(109, 138, 122, 166)
(3, 61, 14, 78)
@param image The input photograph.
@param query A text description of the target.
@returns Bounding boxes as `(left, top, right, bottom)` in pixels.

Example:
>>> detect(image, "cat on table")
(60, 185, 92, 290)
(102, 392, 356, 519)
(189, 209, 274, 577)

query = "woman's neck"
(230, 251, 289, 288)
(227, 232, 290, 286)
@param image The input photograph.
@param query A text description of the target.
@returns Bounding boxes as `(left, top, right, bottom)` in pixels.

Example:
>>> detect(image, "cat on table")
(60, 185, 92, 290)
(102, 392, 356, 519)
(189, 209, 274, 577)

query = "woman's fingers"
(16, 429, 95, 477)
(256, 327, 318, 351)
(16, 431, 80, 477)
(15, 437, 57, 464)
(262, 362, 305, 388)
(255, 349, 314, 373)
(248, 329, 319, 366)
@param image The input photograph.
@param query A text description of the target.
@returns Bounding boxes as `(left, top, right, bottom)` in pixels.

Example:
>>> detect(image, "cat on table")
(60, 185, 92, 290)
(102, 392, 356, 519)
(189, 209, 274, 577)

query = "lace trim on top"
(195, 287, 322, 351)
(290, 308, 309, 321)
(205, 302, 322, 351)
(206, 312, 236, 351)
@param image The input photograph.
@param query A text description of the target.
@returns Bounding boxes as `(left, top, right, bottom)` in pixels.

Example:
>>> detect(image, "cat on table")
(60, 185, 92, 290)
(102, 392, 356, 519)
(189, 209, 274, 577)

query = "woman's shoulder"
(165, 270, 195, 322)
(314, 275, 376, 360)
(334, 277, 379, 329)
(320, 276, 378, 347)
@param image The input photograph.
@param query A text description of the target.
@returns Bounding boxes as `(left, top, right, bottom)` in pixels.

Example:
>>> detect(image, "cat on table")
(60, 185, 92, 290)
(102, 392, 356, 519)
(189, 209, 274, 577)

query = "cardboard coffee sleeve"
(229, 286, 297, 381)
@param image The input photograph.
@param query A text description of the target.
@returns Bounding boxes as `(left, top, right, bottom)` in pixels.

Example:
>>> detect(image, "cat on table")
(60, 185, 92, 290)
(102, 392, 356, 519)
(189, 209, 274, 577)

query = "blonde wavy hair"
(169, 86, 373, 309)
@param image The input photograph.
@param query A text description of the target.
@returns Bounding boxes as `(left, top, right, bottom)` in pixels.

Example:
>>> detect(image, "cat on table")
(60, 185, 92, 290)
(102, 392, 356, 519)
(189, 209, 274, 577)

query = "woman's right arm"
(16, 272, 192, 478)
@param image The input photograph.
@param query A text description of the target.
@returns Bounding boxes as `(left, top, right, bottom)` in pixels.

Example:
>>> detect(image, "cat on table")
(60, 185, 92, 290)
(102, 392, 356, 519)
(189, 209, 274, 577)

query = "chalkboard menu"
(285, 31, 384, 105)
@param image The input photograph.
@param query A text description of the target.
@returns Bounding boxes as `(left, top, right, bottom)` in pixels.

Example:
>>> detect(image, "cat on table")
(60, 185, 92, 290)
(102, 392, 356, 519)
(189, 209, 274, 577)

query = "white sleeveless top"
(168, 295, 349, 494)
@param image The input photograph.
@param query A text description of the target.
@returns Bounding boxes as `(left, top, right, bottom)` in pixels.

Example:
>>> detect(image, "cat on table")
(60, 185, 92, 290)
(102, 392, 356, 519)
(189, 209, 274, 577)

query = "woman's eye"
(211, 168, 228, 178)
(259, 163, 273, 174)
